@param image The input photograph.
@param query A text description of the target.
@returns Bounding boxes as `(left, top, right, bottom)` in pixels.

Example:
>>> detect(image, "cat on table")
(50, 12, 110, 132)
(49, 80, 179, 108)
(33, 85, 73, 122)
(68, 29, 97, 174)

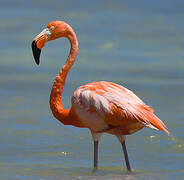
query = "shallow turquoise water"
(0, 0, 184, 179)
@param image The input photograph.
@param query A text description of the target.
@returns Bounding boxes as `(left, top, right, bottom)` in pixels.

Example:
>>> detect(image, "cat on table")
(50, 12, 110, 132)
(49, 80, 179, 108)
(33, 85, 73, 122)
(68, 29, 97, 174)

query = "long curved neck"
(49, 29, 78, 125)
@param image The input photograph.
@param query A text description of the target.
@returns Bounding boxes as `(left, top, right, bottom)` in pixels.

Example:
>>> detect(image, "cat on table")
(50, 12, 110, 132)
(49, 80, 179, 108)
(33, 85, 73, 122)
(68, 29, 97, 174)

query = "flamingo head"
(32, 21, 71, 65)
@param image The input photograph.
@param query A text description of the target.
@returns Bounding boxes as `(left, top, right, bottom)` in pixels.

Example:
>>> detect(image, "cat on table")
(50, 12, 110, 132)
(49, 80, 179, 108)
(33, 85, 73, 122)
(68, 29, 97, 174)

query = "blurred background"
(0, 0, 184, 179)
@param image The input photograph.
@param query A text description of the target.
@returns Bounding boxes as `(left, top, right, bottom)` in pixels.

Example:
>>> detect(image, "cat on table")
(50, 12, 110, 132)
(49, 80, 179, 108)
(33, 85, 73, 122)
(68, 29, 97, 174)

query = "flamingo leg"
(93, 140, 99, 170)
(116, 135, 131, 172)
(121, 140, 131, 172)
(91, 132, 102, 171)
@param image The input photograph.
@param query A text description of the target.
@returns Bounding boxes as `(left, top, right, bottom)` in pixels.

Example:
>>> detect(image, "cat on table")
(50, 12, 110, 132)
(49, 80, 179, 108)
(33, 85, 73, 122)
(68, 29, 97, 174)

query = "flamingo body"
(72, 81, 169, 135)
(31, 20, 169, 172)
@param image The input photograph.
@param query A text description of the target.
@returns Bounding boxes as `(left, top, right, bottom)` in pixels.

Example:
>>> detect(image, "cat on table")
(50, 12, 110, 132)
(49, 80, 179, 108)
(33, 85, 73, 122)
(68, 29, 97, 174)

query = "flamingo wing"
(72, 81, 169, 135)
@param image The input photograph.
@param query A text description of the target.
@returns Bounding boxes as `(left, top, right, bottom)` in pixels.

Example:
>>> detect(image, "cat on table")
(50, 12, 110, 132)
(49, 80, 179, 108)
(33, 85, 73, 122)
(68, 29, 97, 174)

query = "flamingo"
(31, 21, 169, 172)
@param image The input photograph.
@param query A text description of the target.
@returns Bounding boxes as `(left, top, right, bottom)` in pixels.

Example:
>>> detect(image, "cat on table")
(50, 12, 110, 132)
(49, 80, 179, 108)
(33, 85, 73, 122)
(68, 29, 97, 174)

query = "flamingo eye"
(45, 28, 52, 40)
(49, 26, 55, 32)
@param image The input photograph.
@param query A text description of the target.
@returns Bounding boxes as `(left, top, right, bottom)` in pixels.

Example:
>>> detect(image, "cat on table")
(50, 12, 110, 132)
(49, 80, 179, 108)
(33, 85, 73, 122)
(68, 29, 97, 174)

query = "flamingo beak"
(32, 40, 42, 65)
(32, 28, 51, 65)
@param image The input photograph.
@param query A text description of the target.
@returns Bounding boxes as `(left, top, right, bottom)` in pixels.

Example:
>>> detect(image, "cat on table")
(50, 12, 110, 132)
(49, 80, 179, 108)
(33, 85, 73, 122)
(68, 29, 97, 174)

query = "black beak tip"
(32, 41, 41, 65)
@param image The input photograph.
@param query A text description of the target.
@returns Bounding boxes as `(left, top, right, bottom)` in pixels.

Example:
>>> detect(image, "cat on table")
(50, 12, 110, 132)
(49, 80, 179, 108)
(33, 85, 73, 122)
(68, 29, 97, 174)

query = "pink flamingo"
(32, 21, 169, 172)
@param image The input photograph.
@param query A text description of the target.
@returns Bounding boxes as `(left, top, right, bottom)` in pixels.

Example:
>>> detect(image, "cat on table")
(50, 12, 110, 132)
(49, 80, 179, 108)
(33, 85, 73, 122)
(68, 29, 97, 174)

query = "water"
(0, 0, 184, 179)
